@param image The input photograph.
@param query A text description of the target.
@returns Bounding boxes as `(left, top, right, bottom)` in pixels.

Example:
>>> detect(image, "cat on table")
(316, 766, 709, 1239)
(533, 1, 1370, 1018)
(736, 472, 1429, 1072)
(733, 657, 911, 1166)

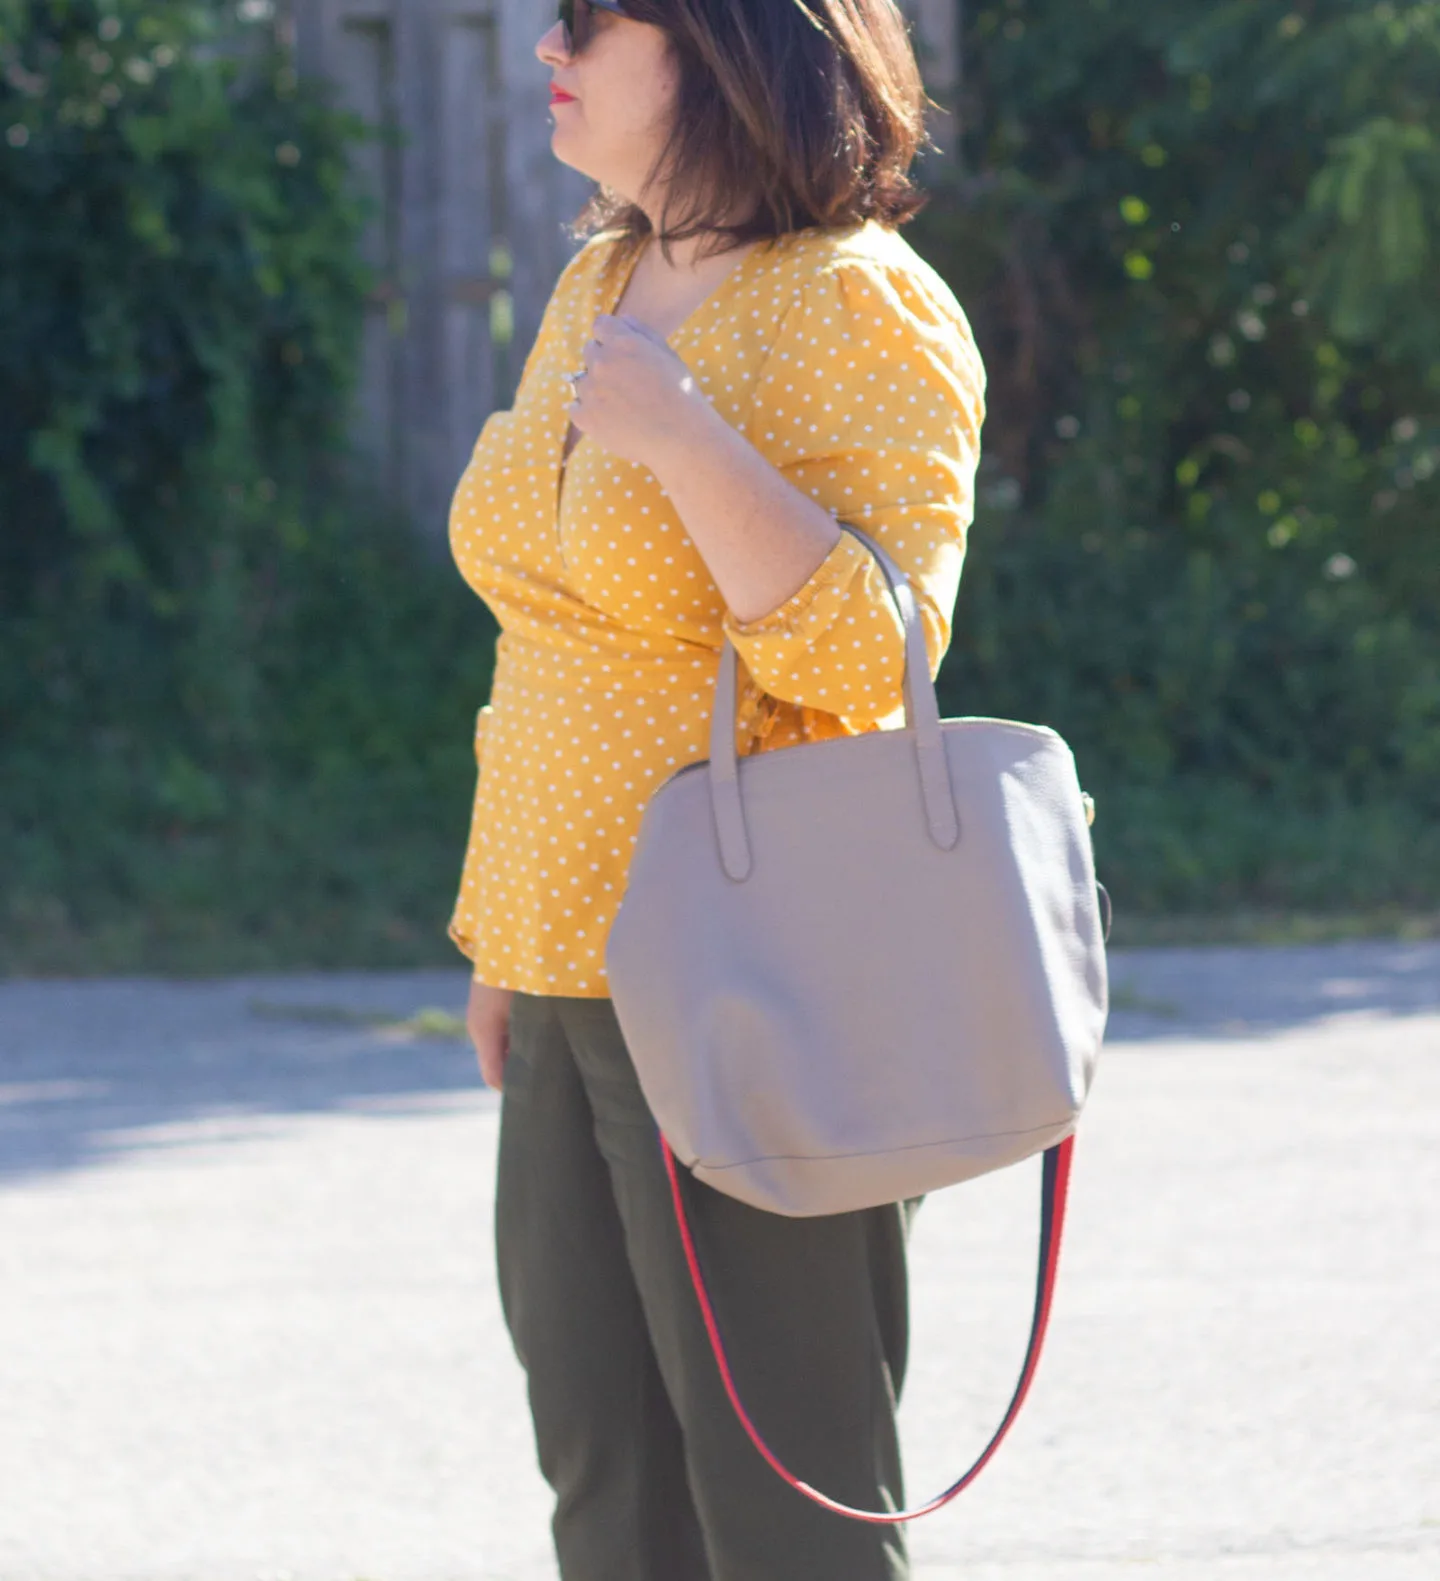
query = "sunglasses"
(558, 0, 630, 55)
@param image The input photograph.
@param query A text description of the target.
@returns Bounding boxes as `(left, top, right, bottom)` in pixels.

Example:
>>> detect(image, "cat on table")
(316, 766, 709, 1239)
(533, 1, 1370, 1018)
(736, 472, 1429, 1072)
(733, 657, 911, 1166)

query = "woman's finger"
(616, 313, 668, 347)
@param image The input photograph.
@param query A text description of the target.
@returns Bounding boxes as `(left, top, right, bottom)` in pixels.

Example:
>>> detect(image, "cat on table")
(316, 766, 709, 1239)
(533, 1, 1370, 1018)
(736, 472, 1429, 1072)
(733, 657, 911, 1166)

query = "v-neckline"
(555, 233, 773, 508)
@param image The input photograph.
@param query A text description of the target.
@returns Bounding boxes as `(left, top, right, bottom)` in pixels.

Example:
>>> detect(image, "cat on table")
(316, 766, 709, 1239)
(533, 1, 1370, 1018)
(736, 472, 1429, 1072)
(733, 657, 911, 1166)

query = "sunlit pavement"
(1, 941, 1437, 1580)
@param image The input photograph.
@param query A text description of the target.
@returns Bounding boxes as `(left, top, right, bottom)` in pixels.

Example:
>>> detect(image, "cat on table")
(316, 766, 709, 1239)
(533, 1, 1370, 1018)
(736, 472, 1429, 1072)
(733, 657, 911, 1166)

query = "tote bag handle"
(660, 1133, 1076, 1525)
(707, 523, 959, 882)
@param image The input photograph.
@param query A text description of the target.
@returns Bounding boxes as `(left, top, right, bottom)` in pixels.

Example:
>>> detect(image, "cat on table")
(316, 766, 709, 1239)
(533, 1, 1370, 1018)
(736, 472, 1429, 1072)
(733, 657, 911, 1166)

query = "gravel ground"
(1, 940, 1437, 1580)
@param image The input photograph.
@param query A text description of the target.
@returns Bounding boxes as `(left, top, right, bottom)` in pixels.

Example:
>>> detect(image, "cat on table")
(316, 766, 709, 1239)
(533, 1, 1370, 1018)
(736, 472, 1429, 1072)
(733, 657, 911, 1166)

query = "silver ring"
(562, 364, 588, 393)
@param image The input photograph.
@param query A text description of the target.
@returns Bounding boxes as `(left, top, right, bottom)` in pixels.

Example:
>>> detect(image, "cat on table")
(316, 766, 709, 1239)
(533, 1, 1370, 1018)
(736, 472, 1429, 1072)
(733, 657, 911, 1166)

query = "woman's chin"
(549, 141, 599, 185)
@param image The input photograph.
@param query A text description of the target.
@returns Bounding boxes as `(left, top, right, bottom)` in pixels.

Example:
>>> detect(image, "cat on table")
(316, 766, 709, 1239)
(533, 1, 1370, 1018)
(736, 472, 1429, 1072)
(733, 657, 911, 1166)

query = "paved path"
(1, 942, 1437, 1580)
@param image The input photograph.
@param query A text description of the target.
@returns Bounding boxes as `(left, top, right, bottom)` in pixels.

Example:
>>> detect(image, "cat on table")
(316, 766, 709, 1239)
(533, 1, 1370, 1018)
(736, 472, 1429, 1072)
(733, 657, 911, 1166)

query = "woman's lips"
(550, 89, 576, 103)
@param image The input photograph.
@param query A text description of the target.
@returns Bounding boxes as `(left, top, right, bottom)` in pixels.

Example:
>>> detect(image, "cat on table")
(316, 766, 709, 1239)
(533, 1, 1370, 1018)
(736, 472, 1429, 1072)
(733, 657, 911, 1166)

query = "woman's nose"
(535, 21, 569, 65)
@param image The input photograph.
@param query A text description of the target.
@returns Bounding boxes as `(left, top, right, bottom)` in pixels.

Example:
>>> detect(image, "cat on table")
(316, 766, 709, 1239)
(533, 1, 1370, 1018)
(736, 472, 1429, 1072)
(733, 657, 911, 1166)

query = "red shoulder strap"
(661, 1134, 1075, 1524)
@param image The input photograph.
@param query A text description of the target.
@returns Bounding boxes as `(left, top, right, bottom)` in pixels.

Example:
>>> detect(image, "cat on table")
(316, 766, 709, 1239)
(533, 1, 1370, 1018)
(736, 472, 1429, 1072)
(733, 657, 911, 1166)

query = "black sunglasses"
(558, 0, 630, 55)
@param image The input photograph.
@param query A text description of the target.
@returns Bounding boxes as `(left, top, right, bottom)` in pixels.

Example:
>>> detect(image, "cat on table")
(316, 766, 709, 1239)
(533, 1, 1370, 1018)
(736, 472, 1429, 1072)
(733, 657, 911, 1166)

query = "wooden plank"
(439, 9, 502, 509)
(902, 0, 960, 165)
(333, 8, 402, 495)
(390, 0, 445, 536)
(496, 0, 590, 407)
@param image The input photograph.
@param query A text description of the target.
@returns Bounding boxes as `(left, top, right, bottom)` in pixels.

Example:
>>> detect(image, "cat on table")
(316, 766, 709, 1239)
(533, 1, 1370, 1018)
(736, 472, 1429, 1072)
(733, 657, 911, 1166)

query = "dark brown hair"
(568, 0, 939, 264)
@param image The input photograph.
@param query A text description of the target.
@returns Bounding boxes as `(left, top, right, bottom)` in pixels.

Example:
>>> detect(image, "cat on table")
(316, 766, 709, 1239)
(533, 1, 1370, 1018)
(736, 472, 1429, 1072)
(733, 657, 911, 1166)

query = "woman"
(452, 2, 986, 1576)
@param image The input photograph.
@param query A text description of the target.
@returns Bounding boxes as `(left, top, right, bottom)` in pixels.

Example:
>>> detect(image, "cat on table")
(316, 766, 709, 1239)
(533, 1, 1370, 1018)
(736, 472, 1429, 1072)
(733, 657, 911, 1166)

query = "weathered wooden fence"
(289, 0, 959, 539)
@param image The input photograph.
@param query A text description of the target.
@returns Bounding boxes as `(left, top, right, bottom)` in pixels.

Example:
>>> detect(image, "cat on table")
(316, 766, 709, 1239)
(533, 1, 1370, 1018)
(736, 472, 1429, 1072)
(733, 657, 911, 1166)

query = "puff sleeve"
(723, 255, 985, 728)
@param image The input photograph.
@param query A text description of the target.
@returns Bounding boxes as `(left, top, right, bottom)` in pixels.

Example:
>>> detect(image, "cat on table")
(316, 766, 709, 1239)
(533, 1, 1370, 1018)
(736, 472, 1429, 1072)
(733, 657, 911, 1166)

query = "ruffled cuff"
(721, 527, 871, 643)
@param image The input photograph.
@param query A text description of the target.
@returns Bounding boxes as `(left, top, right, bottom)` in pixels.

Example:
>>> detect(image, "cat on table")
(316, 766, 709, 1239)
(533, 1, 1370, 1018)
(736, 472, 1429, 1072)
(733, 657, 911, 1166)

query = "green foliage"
(911, 0, 1440, 910)
(0, 0, 498, 972)
(0, 0, 377, 792)
(1, 502, 497, 974)
(1, 0, 370, 627)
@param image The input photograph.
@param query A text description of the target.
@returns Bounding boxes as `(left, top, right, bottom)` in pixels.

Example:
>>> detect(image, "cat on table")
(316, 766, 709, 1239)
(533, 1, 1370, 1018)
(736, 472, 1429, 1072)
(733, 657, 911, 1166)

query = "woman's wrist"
(642, 404, 842, 626)
(637, 390, 732, 484)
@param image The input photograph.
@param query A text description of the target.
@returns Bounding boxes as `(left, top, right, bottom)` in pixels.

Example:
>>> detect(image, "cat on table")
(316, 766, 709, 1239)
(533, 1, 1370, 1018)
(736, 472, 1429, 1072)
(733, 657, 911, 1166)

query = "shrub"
(0, 1, 499, 972)
(1, 0, 375, 774)
(909, 0, 1440, 913)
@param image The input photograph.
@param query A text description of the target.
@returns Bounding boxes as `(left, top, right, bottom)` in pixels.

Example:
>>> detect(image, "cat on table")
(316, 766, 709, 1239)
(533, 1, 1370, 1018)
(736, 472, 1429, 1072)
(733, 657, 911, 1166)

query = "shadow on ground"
(1103, 938, 1440, 1039)
(2, 941, 1436, 1186)
(0, 970, 479, 1184)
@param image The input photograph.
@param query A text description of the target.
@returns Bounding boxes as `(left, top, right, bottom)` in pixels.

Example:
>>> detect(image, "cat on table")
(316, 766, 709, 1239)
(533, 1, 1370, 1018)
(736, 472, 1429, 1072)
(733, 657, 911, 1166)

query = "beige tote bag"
(606, 523, 1109, 1220)
(606, 523, 1109, 1521)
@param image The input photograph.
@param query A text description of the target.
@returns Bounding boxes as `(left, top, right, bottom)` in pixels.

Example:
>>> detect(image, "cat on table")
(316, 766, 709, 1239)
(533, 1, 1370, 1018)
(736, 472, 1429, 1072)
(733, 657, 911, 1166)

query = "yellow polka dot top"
(447, 216, 986, 996)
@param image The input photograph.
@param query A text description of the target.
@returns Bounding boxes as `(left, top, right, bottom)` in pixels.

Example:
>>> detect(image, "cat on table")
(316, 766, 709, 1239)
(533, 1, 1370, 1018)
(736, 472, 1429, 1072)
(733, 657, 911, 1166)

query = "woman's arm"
(571, 258, 984, 726)
(643, 405, 843, 626)
(467, 980, 514, 1090)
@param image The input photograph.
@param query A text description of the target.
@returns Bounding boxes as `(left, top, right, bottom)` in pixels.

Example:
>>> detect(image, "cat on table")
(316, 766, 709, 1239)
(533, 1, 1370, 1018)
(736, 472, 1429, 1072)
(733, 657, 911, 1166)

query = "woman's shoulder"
(562, 219, 948, 301)
(769, 219, 975, 341)
(552, 227, 632, 298)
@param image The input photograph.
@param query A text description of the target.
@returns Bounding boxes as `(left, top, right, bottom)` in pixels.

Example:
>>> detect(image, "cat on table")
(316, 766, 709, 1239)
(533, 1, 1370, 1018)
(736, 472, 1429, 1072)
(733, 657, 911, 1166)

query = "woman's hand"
(565, 312, 721, 474)
(467, 980, 515, 1090)
(565, 311, 843, 624)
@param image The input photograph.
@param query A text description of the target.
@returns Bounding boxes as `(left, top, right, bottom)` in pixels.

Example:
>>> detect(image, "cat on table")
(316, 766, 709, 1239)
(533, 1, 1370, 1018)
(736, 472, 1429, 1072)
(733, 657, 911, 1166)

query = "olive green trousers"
(495, 991, 916, 1581)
